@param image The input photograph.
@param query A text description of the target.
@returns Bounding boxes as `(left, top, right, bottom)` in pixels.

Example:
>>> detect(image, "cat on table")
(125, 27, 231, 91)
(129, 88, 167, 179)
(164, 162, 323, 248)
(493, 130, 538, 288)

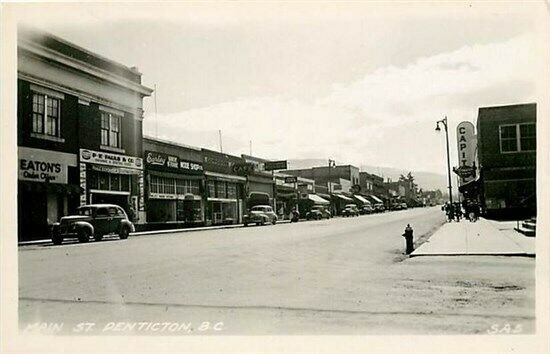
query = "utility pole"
(154, 84, 158, 138)
(435, 116, 453, 205)
(249, 140, 252, 156)
(219, 130, 223, 153)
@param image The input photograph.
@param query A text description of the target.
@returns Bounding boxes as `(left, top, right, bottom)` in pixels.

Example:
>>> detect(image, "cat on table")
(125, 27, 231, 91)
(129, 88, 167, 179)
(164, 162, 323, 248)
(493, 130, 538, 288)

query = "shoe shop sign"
(19, 147, 77, 184)
(80, 149, 143, 170)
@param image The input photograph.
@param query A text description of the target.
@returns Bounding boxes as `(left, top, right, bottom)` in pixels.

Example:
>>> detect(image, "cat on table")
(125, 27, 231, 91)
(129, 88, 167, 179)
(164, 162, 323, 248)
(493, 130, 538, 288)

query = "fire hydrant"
(402, 224, 414, 255)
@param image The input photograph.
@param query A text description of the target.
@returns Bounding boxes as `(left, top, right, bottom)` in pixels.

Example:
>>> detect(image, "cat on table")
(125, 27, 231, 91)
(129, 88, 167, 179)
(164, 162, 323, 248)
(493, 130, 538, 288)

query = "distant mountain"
(286, 159, 447, 192)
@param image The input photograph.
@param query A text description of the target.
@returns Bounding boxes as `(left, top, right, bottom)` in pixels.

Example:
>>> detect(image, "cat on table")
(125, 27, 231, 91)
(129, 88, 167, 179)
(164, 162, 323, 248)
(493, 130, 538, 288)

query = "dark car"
(342, 204, 360, 217)
(243, 205, 278, 226)
(360, 204, 374, 215)
(306, 206, 331, 220)
(51, 204, 135, 245)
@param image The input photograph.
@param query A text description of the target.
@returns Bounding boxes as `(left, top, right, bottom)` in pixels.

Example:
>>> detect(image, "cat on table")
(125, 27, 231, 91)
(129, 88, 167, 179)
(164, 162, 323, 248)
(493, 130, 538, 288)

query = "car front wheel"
(52, 233, 63, 245)
(78, 228, 90, 243)
(119, 226, 130, 240)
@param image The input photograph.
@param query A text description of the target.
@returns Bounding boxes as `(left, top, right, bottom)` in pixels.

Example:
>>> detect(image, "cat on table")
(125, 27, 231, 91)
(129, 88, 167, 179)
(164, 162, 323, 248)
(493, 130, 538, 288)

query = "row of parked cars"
(50, 200, 392, 245)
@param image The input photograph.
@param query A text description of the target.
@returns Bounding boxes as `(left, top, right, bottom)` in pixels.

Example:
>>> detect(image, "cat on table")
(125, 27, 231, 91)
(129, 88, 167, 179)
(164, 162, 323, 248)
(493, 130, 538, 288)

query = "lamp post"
(435, 116, 453, 205)
(328, 159, 335, 214)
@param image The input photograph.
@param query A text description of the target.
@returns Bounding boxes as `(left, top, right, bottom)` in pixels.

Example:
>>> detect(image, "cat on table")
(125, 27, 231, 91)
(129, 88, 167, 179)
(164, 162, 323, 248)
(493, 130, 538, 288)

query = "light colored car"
(51, 204, 134, 245)
(243, 205, 278, 226)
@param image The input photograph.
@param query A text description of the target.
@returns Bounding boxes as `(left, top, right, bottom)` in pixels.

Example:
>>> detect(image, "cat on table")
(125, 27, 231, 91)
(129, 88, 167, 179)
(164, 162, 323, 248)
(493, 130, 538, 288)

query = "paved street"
(19, 207, 535, 335)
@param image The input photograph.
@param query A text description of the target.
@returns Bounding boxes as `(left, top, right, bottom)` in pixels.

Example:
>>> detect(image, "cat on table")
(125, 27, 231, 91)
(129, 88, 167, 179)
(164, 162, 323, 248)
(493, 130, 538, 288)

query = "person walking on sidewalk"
(454, 202, 462, 222)
(445, 202, 454, 222)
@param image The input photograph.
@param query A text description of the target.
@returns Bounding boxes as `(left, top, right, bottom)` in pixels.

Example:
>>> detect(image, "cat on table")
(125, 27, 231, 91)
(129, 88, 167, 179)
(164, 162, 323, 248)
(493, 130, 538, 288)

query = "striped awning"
(354, 195, 371, 204)
(308, 194, 329, 205)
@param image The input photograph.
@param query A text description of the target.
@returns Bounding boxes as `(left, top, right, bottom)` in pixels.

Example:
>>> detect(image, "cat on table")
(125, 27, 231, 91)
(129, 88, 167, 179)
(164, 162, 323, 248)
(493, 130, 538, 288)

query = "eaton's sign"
(19, 147, 77, 184)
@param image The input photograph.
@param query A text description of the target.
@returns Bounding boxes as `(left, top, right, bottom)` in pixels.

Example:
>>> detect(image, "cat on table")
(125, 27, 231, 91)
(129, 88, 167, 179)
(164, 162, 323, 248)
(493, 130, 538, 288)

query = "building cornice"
(19, 72, 144, 120)
(19, 40, 153, 97)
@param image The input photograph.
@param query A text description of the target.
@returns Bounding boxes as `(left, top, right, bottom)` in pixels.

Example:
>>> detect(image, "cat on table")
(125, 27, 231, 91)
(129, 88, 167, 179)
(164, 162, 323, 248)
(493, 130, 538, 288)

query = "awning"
(308, 194, 329, 205)
(334, 194, 353, 201)
(353, 195, 371, 204)
(316, 193, 331, 200)
(19, 181, 82, 195)
(369, 195, 383, 203)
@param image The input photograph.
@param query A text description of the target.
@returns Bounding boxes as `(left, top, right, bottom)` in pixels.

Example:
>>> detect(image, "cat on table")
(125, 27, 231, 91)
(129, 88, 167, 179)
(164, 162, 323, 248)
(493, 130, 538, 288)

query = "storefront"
(144, 150, 205, 224)
(79, 148, 144, 222)
(18, 147, 80, 241)
(202, 149, 246, 225)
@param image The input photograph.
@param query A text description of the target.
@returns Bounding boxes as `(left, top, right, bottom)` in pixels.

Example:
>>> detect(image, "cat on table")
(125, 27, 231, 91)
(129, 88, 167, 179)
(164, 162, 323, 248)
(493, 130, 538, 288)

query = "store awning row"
(353, 195, 371, 204)
(308, 194, 329, 205)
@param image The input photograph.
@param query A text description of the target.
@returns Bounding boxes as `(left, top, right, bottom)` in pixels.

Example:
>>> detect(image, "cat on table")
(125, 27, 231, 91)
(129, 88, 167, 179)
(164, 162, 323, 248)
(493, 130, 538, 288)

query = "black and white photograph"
(1, 1, 549, 353)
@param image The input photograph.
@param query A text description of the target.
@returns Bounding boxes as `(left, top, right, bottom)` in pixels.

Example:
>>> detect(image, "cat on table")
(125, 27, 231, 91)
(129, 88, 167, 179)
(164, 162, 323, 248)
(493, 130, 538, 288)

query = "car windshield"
(77, 207, 93, 216)
(251, 207, 266, 212)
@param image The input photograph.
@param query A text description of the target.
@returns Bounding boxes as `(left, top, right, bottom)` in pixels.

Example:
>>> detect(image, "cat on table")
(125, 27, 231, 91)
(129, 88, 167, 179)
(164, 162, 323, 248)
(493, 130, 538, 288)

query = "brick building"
(476, 103, 537, 219)
(17, 27, 152, 241)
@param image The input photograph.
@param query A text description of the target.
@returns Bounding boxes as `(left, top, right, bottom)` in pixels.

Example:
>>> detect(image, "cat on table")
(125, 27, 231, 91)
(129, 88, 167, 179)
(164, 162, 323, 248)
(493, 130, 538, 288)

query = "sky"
(12, 2, 546, 175)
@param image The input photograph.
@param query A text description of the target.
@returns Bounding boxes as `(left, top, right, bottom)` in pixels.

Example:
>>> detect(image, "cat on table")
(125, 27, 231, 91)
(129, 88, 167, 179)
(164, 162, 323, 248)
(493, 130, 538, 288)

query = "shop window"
(190, 180, 200, 195)
(99, 172, 109, 190)
(227, 183, 237, 199)
(111, 174, 121, 191)
(120, 175, 130, 192)
(150, 175, 160, 194)
(100, 111, 122, 148)
(32, 92, 61, 137)
(164, 178, 176, 194)
(208, 181, 216, 198)
(216, 181, 226, 198)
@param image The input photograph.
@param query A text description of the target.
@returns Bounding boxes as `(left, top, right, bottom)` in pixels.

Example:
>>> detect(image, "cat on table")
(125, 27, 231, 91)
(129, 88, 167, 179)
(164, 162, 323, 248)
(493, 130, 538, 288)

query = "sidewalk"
(18, 219, 292, 246)
(411, 217, 535, 257)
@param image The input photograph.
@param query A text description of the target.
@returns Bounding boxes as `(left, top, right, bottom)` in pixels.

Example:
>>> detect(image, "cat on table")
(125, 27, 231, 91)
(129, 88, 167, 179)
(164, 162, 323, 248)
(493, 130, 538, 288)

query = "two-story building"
(476, 103, 537, 219)
(17, 26, 152, 241)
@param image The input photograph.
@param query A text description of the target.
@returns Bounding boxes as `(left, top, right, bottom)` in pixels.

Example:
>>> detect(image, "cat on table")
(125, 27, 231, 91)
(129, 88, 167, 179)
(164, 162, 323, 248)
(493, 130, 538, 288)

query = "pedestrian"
(445, 203, 454, 222)
(454, 202, 462, 222)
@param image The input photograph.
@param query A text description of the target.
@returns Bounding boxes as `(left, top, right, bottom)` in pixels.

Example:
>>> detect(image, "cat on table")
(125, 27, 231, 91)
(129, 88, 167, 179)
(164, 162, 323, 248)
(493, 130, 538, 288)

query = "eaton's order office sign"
(19, 147, 77, 184)
(80, 149, 143, 169)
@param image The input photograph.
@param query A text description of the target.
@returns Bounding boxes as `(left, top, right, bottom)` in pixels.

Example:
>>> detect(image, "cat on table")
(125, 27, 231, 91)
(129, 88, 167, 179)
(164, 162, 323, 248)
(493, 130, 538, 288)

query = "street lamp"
(435, 116, 453, 205)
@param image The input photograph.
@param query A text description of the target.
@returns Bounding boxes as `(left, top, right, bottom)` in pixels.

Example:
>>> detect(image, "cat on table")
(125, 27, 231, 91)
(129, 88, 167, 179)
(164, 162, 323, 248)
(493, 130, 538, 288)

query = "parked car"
(306, 205, 331, 220)
(342, 204, 360, 217)
(50, 204, 134, 245)
(374, 203, 385, 213)
(243, 205, 278, 226)
(400, 202, 408, 209)
(360, 204, 374, 215)
(391, 203, 402, 211)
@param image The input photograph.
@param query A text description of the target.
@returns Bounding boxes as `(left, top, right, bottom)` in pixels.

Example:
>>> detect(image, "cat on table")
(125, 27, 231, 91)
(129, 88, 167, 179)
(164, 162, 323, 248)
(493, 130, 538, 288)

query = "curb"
(18, 219, 293, 246)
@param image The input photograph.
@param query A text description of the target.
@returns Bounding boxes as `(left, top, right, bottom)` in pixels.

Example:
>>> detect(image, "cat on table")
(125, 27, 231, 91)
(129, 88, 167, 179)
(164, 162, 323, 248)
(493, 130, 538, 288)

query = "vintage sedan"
(306, 205, 332, 220)
(243, 205, 278, 226)
(342, 204, 360, 217)
(360, 204, 374, 215)
(51, 204, 134, 245)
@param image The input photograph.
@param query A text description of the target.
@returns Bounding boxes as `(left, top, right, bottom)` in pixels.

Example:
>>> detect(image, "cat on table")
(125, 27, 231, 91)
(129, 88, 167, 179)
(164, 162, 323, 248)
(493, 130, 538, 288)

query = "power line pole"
(154, 84, 158, 137)
(219, 130, 223, 153)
